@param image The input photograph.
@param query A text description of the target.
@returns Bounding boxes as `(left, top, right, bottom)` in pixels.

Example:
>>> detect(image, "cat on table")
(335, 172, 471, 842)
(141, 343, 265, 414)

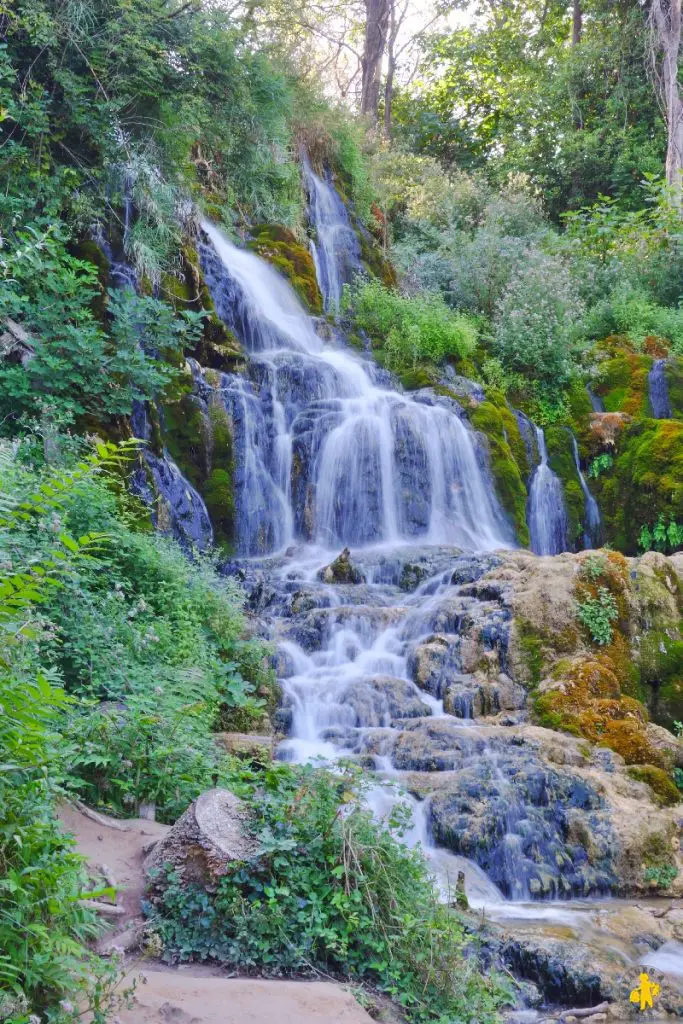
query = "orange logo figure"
(630, 972, 661, 1011)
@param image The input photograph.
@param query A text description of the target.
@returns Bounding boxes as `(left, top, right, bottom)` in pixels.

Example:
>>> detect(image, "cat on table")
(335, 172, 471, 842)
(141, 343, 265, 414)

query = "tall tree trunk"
(572, 0, 582, 45)
(651, 0, 683, 202)
(361, 0, 390, 123)
(383, 2, 398, 136)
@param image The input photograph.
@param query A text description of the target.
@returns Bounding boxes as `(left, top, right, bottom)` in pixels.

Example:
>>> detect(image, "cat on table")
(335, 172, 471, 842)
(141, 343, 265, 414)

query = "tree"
(361, 0, 391, 121)
(650, 0, 683, 202)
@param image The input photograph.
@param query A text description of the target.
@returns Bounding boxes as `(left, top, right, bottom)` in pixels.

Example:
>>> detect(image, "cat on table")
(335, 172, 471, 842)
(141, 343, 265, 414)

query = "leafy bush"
(147, 762, 510, 1023)
(345, 279, 477, 372)
(0, 225, 202, 430)
(585, 284, 683, 353)
(588, 454, 614, 479)
(576, 587, 619, 646)
(0, 442, 138, 1021)
(638, 514, 683, 555)
(493, 250, 585, 389)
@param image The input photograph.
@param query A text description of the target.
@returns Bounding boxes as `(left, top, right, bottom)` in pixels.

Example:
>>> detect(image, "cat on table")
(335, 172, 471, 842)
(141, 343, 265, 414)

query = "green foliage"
(0, 441, 140, 1021)
(0, 224, 200, 430)
(147, 762, 511, 1023)
(576, 587, 618, 646)
(493, 250, 585, 389)
(344, 279, 477, 374)
(638, 515, 683, 555)
(588, 454, 614, 479)
(643, 863, 679, 888)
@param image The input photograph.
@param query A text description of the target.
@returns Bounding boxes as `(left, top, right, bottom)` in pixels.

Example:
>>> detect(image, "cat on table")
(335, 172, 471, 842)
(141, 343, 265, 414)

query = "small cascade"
(568, 431, 601, 549)
(648, 358, 672, 418)
(585, 385, 604, 413)
(303, 157, 362, 311)
(198, 218, 513, 555)
(527, 427, 569, 555)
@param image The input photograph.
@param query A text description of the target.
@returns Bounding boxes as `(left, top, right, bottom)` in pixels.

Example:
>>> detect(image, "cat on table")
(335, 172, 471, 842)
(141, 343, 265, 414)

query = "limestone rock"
(145, 788, 257, 889)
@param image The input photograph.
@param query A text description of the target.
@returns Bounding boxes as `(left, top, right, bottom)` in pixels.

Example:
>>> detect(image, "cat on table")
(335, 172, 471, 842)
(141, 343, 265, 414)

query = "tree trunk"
(651, 0, 683, 203)
(144, 788, 257, 890)
(383, 0, 399, 137)
(361, 0, 390, 123)
(572, 0, 582, 45)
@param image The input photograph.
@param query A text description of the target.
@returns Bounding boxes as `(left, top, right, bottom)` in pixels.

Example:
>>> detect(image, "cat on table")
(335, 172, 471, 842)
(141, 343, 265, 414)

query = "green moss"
(628, 765, 681, 806)
(160, 389, 236, 550)
(398, 364, 438, 390)
(594, 350, 650, 417)
(592, 418, 683, 553)
(471, 400, 530, 545)
(70, 239, 110, 321)
(665, 355, 683, 419)
(248, 225, 323, 313)
(566, 379, 594, 452)
(516, 619, 545, 687)
(358, 231, 397, 288)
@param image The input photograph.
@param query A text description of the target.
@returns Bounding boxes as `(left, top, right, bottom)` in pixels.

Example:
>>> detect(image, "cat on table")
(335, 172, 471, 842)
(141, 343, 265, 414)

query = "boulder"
(318, 547, 365, 584)
(145, 788, 257, 889)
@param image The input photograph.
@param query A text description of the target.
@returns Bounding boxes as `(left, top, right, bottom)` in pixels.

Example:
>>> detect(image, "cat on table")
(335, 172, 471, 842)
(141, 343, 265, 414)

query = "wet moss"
(627, 765, 681, 806)
(592, 418, 683, 553)
(160, 386, 236, 550)
(70, 238, 111, 321)
(470, 400, 530, 545)
(593, 340, 651, 418)
(358, 230, 397, 288)
(248, 225, 323, 313)
(665, 355, 683, 419)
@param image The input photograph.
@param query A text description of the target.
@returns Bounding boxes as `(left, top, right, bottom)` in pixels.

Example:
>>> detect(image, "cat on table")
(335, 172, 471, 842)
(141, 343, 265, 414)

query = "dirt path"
(118, 968, 374, 1024)
(58, 802, 374, 1024)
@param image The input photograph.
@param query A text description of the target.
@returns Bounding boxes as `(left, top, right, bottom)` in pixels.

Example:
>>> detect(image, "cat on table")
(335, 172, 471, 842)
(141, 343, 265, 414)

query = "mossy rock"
(592, 418, 683, 553)
(470, 400, 530, 545)
(665, 355, 683, 419)
(565, 379, 594, 454)
(594, 347, 651, 417)
(160, 388, 236, 551)
(70, 238, 111, 322)
(248, 225, 323, 314)
(358, 230, 397, 288)
(627, 765, 681, 806)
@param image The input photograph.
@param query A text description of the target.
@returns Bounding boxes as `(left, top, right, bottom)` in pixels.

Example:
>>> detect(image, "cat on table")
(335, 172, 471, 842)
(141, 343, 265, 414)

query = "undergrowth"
(147, 761, 511, 1024)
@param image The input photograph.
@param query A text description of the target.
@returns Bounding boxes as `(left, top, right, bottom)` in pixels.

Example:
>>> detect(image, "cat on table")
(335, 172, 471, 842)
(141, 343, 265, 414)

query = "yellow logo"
(629, 972, 661, 1011)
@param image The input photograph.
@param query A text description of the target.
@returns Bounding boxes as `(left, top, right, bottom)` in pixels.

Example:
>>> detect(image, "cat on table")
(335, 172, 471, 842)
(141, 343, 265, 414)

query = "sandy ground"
(57, 802, 374, 1024)
(118, 968, 374, 1024)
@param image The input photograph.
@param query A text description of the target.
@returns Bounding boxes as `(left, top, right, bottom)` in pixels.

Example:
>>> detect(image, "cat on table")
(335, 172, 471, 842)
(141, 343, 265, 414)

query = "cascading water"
(586, 385, 604, 413)
(648, 359, 672, 419)
(303, 157, 362, 311)
(198, 219, 513, 555)
(170, 173, 683, 1001)
(526, 427, 569, 555)
(569, 431, 601, 549)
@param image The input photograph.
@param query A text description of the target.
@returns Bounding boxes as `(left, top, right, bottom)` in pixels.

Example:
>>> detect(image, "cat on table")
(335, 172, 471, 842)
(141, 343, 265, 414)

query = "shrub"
(345, 279, 477, 372)
(638, 514, 683, 555)
(147, 762, 511, 1023)
(493, 250, 585, 388)
(576, 587, 619, 646)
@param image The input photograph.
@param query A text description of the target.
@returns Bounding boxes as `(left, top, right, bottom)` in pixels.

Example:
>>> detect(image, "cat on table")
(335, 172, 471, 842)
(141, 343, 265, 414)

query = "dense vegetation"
(149, 762, 510, 1023)
(1, 0, 682, 1017)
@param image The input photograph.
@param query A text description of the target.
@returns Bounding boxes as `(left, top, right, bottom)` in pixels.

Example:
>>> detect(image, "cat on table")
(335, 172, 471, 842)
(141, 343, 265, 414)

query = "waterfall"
(199, 218, 513, 555)
(586, 385, 604, 413)
(648, 359, 671, 419)
(303, 157, 361, 311)
(527, 426, 569, 555)
(569, 431, 601, 549)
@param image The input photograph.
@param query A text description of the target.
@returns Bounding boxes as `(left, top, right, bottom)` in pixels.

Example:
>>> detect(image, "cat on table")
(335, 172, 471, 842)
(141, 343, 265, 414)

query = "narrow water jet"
(648, 358, 672, 419)
(569, 431, 602, 548)
(526, 427, 569, 555)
